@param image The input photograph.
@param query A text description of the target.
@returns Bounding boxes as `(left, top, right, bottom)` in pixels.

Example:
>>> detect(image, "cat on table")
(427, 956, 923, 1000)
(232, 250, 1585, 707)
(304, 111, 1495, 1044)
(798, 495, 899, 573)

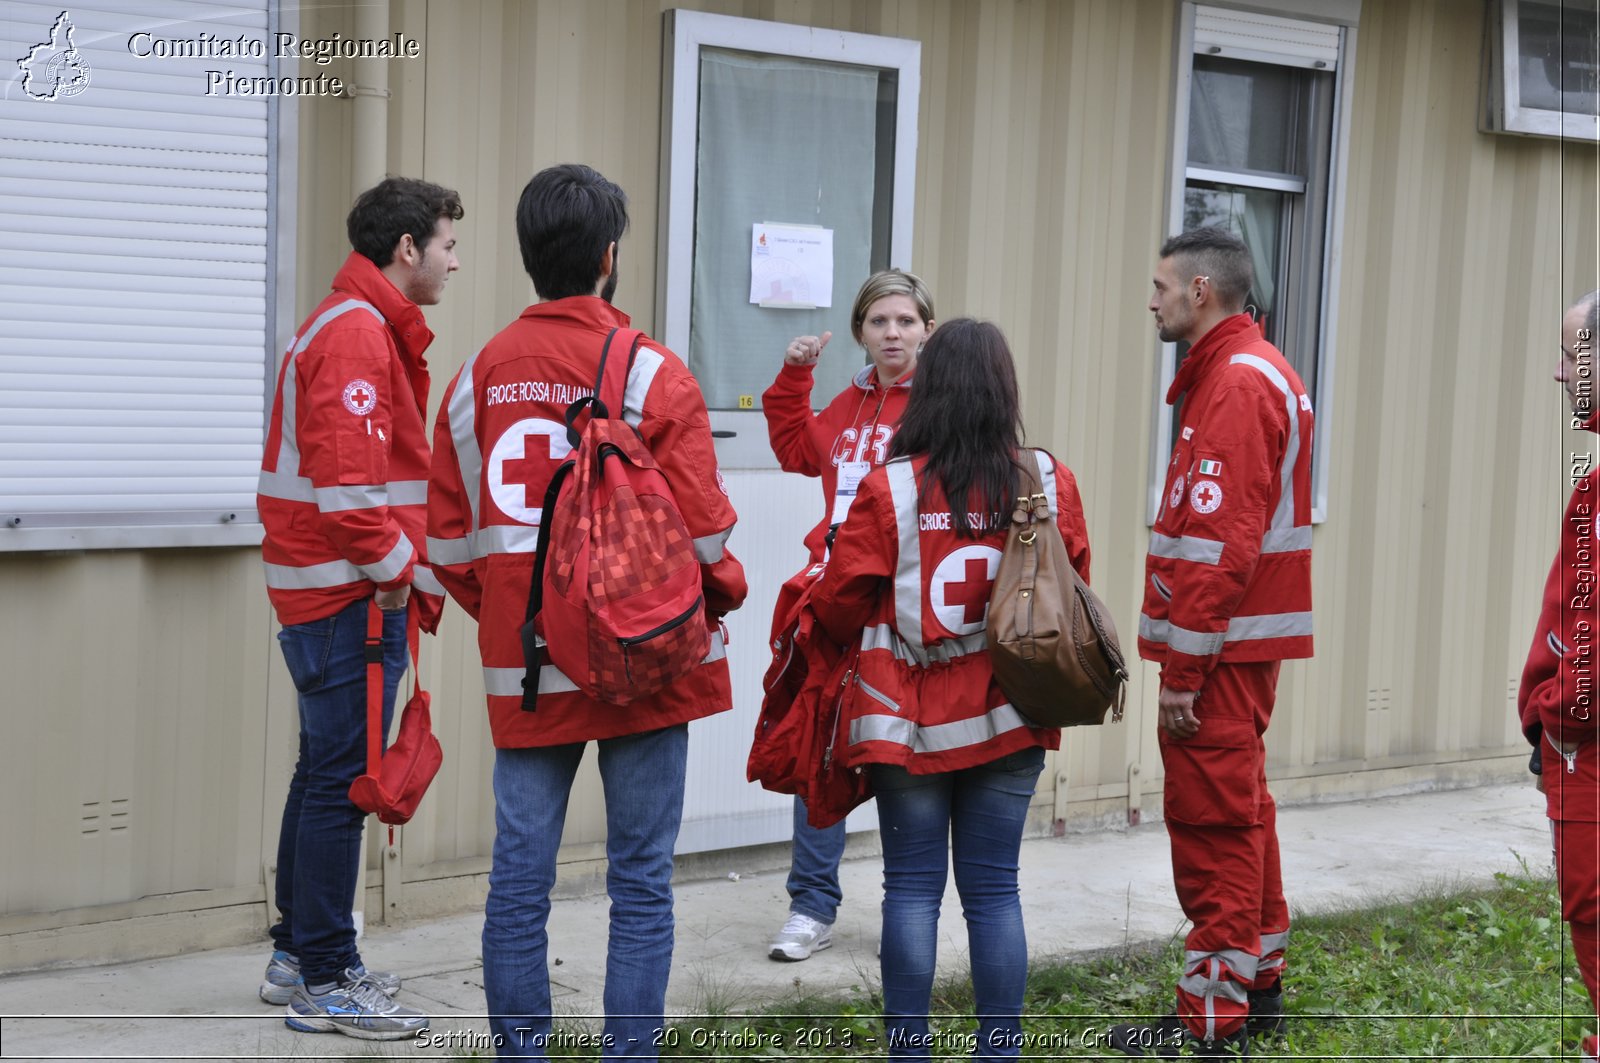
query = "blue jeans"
(869, 747, 1045, 1062)
(483, 725, 689, 1061)
(270, 597, 406, 987)
(787, 797, 847, 923)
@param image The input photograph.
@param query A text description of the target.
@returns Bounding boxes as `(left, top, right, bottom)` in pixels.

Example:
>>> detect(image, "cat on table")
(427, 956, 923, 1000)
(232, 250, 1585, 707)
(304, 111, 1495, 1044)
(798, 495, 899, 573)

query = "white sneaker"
(768, 912, 833, 961)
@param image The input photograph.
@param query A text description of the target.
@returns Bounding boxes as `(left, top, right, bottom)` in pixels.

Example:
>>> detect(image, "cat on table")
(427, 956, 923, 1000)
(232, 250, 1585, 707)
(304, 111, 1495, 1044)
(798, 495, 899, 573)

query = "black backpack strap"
(597, 328, 646, 422)
(520, 461, 572, 712)
(524, 327, 646, 710)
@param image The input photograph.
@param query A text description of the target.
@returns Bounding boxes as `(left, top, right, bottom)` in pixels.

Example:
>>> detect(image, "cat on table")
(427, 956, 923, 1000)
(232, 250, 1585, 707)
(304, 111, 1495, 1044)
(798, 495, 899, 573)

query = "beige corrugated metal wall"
(3, 0, 1595, 969)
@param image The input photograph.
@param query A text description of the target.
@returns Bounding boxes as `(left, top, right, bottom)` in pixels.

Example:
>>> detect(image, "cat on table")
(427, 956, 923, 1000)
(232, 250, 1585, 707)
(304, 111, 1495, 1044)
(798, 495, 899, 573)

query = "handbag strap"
(365, 597, 425, 775)
(365, 599, 385, 777)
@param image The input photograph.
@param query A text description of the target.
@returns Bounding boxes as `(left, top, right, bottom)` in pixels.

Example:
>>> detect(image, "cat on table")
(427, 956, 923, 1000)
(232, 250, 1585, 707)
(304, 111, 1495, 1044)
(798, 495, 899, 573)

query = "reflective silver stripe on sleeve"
(1165, 622, 1227, 657)
(482, 627, 726, 698)
(693, 526, 731, 563)
(314, 483, 384, 512)
(1229, 354, 1304, 553)
(861, 623, 986, 666)
(308, 479, 428, 513)
(1149, 533, 1225, 566)
(1031, 449, 1058, 517)
(263, 557, 362, 590)
(1224, 611, 1313, 641)
(1141, 611, 1312, 651)
(448, 352, 485, 532)
(258, 466, 315, 502)
(885, 460, 926, 662)
(850, 701, 1030, 754)
(1260, 526, 1312, 554)
(359, 536, 415, 584)
(623, 344, 666, 429)
(427, 535, 472, 566)
(1138, 615, 1222, 656)
(412, 564, 445, 597)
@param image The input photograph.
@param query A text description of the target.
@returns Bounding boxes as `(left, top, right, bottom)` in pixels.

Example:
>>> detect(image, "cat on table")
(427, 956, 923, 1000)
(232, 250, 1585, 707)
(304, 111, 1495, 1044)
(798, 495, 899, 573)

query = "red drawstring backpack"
(348, 600, 443, 830)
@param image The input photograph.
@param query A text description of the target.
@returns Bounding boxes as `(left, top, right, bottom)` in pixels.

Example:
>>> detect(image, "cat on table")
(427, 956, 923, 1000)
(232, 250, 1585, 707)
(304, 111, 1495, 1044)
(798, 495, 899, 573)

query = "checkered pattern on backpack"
(539, 414, 709, 704)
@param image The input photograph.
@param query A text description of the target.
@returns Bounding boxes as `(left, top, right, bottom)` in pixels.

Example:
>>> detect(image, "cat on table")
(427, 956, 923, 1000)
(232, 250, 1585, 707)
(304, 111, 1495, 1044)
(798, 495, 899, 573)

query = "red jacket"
(258, 252, 443, 629)
(1518, 414, 1600, 815)
(813, 450, 1092, 774)
(1139, 314, 1314, 691)
(427, 297, 747, 748)
(763, 363, 913, 565)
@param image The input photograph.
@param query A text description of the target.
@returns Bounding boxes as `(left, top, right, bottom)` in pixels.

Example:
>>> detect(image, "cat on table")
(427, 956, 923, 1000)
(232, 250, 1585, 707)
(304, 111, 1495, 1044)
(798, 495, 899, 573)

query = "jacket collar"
(852, 364, 916, 392)
(329, 251, 434, 367)
(518, 295, 632, 331)
(1166, 313, 1262, 406)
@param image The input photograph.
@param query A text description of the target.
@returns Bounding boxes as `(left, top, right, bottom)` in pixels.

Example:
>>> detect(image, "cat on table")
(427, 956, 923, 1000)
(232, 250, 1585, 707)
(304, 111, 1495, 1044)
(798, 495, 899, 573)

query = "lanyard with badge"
(825, 386, 892, 555)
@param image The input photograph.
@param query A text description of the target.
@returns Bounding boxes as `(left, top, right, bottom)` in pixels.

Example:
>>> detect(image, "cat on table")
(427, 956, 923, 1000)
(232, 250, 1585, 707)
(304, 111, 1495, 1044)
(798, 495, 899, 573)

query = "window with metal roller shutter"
(0, 0, 283, 551)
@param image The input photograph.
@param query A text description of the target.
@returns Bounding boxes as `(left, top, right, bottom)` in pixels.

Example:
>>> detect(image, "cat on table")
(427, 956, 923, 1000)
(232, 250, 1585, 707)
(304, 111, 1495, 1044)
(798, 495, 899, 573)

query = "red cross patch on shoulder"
(1190, 480, 1223, 514)
(342, 379, 377, 415)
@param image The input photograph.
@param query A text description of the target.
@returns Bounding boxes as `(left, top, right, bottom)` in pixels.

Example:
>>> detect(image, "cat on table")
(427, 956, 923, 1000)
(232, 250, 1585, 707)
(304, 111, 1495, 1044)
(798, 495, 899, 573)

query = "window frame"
(656, 9, 921, 469)
(1484, 0, 1600, 141)
(1149, 0, 1358, 525)
(0, 0, 290, 553)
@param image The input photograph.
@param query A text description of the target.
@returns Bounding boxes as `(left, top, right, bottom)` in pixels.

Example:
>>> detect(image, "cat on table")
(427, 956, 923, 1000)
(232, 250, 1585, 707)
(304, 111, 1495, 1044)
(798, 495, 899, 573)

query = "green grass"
(473, 870, 1595, 1059)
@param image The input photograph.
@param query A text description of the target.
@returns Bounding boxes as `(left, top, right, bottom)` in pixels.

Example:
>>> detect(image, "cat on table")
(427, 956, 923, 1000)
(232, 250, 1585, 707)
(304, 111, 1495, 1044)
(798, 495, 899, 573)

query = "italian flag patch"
(1198, 459, 1223, 475)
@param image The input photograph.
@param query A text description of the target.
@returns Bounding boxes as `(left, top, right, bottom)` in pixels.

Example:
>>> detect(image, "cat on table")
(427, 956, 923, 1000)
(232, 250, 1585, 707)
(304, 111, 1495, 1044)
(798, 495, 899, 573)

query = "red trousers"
(1159, 660, 1289, 1041)
(1539, 733, 1600, 1022)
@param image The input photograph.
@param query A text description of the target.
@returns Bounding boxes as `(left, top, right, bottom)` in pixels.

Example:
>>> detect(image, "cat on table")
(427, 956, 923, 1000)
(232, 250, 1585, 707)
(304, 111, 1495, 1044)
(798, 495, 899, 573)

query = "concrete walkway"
(0, 782, 1552, 1061)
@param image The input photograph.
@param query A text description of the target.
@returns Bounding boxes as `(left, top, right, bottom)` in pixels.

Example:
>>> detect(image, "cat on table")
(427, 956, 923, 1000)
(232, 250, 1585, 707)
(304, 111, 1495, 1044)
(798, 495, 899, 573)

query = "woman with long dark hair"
(812, 318, 1092, 1059)
(761, 269, 935, 961)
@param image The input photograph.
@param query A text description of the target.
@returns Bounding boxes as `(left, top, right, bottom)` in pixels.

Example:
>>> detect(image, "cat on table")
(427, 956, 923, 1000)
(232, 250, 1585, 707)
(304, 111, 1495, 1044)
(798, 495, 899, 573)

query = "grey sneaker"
(284, 974, 429, 1041)
(258, 951, 402, 1005)
(768, 912, 832, 961)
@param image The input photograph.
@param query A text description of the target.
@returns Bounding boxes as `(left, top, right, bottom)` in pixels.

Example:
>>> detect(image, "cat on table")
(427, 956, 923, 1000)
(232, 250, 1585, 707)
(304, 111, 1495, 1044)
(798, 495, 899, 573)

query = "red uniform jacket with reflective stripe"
(1138, 314, 1314, 691)
(1518, 413, 1600, 818)
(258, 252, 442, 629)
(813, 451, 1092, 775)
(762, 363, 914, 566)
(426, 297, 748, 748)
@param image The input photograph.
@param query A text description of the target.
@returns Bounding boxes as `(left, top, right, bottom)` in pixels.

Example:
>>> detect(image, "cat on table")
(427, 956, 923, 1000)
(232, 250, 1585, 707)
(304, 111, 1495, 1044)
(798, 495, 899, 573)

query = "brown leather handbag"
(986, 451, 1128, 728)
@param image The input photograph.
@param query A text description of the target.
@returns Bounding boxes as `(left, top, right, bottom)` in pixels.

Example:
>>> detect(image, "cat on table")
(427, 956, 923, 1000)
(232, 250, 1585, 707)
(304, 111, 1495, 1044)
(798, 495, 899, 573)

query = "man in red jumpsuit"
(1518, 290, 1600, 1062)
(1111, 228, 1314, 1059)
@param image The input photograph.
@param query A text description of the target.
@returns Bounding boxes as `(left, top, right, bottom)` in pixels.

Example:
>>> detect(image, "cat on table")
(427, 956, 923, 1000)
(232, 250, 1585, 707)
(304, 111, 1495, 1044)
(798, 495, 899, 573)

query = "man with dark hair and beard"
(426, 163, 746, 1060)
(1111, 227, 1314, 1059)
(1518, 290, 1600, 1063)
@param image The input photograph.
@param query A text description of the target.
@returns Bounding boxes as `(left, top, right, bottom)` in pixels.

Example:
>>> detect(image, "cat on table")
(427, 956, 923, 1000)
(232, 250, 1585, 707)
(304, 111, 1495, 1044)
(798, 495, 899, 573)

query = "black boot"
(1246, 985, 1286, 1039)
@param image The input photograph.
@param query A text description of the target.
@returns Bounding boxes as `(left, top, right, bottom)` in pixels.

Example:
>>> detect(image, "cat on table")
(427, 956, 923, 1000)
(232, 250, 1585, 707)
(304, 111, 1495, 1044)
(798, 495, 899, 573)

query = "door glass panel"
(690, 50, 892, 409)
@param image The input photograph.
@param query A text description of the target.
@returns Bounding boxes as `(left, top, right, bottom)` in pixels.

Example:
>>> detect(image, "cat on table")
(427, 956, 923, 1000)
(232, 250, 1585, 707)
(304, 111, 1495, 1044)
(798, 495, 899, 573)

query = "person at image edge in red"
(759, 269, 936, 963)
(1518, 290, 1600, 1063)
(1110, 227, 1314, 1060)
